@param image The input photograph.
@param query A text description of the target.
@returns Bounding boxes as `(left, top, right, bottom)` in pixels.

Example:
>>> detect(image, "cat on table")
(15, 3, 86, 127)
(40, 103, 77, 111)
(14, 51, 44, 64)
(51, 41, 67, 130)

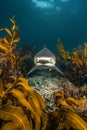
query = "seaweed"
(57, 38, 87, 87)
(0, 17, 46, 130)
(45, 88, 87, 130)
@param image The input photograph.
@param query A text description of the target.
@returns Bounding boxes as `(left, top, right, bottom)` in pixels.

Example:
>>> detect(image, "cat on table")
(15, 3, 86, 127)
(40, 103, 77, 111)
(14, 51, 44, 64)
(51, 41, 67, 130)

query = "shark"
(27, 47, 63, 75)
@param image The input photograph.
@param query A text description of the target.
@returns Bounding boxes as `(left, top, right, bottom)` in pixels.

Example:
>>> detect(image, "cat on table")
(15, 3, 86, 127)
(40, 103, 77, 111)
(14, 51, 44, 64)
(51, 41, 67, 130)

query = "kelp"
(57, 38, 87, 87)
(0, 76, 46, 130)
(0, 106, 31, 130)
(57, 38, 70, 61)
(0, 17, 46, 130)
(47, 90, 87, 130)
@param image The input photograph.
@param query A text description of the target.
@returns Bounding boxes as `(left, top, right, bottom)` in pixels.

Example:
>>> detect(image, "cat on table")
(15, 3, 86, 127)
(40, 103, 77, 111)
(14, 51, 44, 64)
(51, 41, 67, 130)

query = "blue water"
(0, 0, 87, 52)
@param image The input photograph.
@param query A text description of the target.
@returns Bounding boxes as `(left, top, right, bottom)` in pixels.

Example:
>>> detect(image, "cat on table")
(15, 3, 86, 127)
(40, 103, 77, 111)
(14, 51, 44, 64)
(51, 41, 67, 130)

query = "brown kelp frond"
(42, 79, 87, 130)
(0, 16, 20, 47)
(0, 76, 46, 130)
(54, 90, 85, 110)
(11, 89, 41, 128)
(49, 90, 87, 130)
(0, 16, 20, 68)
(57, 39, 87, 86)
(0, 17, 46, 130)
(0, 106, 32, 130)
(65, 111, 87, 130)
(0, 72, 46, 130)
(14, 77, 46, 111)
(57, 38, 84, 67)
(57, 38, 70, 61)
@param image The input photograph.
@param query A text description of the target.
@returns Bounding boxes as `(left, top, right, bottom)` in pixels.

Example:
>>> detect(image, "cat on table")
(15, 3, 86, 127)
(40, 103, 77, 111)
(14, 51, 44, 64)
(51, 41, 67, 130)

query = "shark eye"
(50, 58, 52, 62)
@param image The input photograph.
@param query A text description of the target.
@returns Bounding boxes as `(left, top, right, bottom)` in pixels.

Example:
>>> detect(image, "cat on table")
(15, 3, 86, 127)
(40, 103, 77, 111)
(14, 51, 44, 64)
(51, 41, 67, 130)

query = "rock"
(28, 69, 67, 110)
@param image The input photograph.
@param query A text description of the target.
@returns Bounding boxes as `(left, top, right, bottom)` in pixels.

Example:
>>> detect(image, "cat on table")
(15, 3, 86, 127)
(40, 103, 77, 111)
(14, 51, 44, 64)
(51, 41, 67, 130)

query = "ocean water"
(0, 1, 87, 129)
(0, 0, 87, 52)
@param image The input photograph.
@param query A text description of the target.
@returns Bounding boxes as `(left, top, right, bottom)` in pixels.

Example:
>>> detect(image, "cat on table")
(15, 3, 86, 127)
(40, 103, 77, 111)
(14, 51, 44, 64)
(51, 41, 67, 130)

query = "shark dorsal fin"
(43, 44, 46, 49)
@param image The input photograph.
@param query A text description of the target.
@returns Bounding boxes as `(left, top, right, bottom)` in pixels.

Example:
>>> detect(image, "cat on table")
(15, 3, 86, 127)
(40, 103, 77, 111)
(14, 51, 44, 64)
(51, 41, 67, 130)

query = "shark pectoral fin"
(27, 66, 37, 75)
(54, 66, 63, 75)
(27, 65, 44, 76)
(27, 65, 45, 76)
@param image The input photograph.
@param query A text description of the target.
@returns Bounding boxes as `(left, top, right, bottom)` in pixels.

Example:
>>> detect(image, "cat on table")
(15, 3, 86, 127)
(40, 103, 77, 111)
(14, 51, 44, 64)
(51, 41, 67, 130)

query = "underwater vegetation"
(0, 17, 46, 130)
(57, 38, 87, 87)
(16, 44, 37, 77)
(29, 73, 87, 130)
(0, 17, 87, 130)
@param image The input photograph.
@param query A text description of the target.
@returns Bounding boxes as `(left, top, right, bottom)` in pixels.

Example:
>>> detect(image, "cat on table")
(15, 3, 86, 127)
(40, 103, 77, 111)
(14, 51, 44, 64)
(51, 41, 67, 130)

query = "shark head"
(28, 47, 63, 75)
(34, 47, 56, 66)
